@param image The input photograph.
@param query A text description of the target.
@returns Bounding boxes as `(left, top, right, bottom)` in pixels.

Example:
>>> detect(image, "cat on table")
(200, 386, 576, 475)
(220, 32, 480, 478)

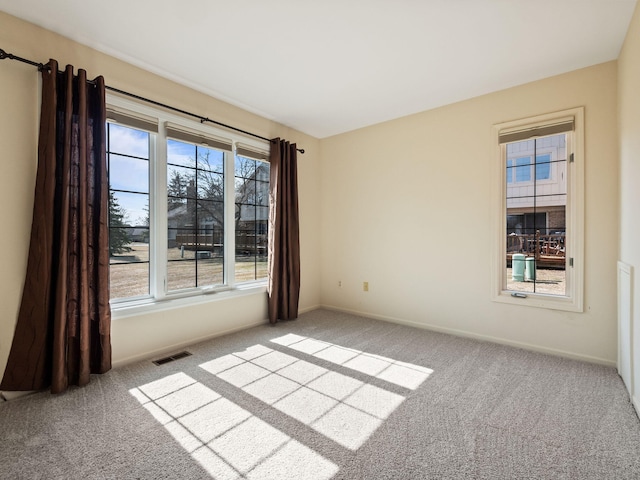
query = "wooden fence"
(175, 232, 266, 256)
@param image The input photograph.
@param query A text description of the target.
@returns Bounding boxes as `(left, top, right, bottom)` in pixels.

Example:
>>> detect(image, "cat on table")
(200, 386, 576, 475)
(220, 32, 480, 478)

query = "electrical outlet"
(363, 281, 369, 292)
(338, 280, 342, 287)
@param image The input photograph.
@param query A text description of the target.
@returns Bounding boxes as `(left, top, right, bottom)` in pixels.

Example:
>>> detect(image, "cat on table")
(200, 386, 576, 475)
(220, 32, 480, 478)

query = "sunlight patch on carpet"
(200, 344, 406, 450)
(130, 373, 338, 480)
(270, 334, 433, 390)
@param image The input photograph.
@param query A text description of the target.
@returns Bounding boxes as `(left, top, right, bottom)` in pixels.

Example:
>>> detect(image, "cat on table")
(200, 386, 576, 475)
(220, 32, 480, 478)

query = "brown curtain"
(0, 60, 111, 394)
(267, 138, 301, 323)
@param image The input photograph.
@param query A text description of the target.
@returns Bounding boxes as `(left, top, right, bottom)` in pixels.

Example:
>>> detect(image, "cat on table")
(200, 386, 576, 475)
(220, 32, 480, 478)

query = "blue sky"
(108, 124, 150, 225)
(108, 124, 262, 226)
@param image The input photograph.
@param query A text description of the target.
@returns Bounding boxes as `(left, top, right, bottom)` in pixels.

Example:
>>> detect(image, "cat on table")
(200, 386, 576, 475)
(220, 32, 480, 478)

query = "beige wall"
(0, 11, 322, 375)
(320, 62, 619, 364)
(0, 8, 629, 384)
(618, 4, 640, 402)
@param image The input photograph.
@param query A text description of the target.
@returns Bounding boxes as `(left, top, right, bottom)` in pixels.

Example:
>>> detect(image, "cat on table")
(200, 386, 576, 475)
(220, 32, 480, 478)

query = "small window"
(535, 154, 551, 180)
(492, 108, 584, 312)
(514, 156, 532, 182)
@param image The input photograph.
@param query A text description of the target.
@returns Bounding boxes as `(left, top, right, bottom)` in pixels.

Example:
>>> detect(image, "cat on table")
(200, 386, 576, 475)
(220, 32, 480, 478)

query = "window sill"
(492, 290, 583, 313)
(111, 282, 268, 320)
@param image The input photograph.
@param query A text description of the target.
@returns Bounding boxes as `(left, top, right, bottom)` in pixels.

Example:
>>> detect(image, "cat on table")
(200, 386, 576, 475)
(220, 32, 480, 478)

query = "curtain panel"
(267, 138, 301, 323)
(0, 60, 111, 394)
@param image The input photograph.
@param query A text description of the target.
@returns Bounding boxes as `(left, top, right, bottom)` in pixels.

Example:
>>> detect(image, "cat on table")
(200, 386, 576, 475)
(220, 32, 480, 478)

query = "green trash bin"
(525, 257, 536, 281)
(512, 253, 525, 282)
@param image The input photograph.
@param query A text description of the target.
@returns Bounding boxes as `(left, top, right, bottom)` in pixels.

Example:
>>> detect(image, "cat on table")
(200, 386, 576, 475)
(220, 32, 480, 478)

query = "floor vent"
(153, 351, 192, 366)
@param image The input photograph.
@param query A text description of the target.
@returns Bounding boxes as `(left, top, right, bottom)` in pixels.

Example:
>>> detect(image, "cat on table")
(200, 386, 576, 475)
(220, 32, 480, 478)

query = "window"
(106, 96, 270, 308)
(166, 137, 226, 292)
(492, 107, 584, 311)
(234, 152, 270, 283)
(506, 153, 552, 184)
(514, 156, 532, 182)
(107, 122, 152, 300)
(535, 154, 551, 180)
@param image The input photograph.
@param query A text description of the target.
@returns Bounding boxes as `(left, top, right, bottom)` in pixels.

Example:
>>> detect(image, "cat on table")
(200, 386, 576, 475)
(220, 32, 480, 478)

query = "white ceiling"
(0, 1, 637, 138)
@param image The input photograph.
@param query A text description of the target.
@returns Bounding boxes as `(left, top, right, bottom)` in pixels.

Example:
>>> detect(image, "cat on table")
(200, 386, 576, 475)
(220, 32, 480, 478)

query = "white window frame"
(107, 94, 270, 316)
(491, 107, 584, 312)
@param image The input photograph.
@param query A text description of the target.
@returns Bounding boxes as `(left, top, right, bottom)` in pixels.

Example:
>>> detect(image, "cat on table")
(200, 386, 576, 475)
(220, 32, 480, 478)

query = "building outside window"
(234, 154, 270, 283)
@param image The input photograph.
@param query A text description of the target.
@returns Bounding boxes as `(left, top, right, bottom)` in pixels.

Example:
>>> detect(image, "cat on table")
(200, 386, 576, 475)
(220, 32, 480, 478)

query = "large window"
(492, 108, 584, 312)
(107, 97, 270, 307)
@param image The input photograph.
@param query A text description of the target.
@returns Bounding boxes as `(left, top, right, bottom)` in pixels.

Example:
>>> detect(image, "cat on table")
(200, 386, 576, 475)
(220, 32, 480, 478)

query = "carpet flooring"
(1, 309, 639, 479)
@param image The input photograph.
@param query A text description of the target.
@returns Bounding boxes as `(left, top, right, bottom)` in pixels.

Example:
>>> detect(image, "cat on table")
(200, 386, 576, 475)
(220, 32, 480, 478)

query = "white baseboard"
(1, 318, 270, 396)
(320, 304, 616, 367)
(633, 395, 640, 418)
(112, 319, 268, 369)
(112, 305, 321, 369)
(299, 304, 321, 315)
(0, 390, 37, 401)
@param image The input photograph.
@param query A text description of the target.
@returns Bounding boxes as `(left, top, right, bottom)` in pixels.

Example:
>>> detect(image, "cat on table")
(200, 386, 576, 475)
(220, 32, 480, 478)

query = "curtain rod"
(0, 48, 305, 154)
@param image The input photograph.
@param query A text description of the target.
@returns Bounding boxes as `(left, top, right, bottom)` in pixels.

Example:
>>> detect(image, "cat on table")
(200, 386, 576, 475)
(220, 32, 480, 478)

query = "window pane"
(108, 123, 149, 158)
(110, 191, 149, 227)
(109, 154, 149, 193)
(256, 180, 269, 206)
(236, 228, 255, 256)
(168, 199, 197, 230)
(167, 165, 196, 198)
(168, 229, 198, 259)
(506, 159, 513, 184)
(256, 259, 268, 278)
(167, 139, 196, 167)
(197, 146, 224, 173)
(197, 170, 224, 201)
(235, 177, 256, 204)
(167, 259, 196, 291)
(505, 135, 567, 297)
(535, 154, 551, 180)
(197, 199, 224, 229)
(109, 228, 149, 299)
(110, 263, 149, 299)
(235, 256, 257, 283)
(108, 122, 151, 301)
(239, 204, 257, 222)
(235, 156, 256, 178)
(167, 139, 226, 292)
(234, 157, 269, 283)
(109, 227, 149, 262)
(514, 157, 532, 182)
(256, 206, 269, 225)
(197, 257, 224, 286)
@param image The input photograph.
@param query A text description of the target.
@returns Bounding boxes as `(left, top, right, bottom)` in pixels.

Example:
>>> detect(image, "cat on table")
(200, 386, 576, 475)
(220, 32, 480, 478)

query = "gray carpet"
(1, 309, 639, 479)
